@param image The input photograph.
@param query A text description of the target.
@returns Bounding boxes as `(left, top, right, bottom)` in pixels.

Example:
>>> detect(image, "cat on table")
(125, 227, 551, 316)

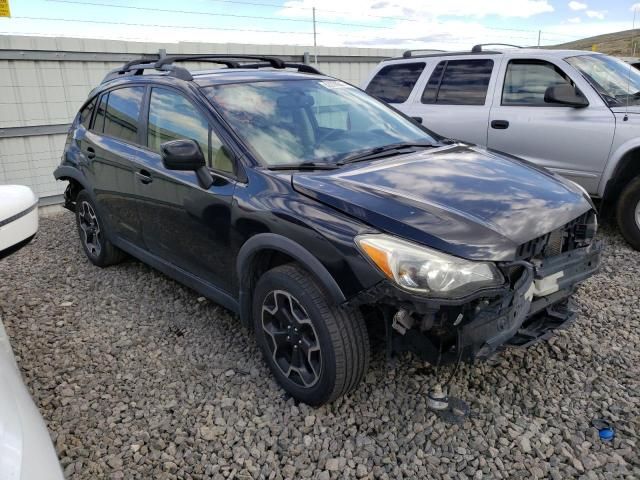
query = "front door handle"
(491, 120, 509, 130)
(135, 170, 153, 185)
(411, 116, 423, 124)
(86, 146, 96, 159)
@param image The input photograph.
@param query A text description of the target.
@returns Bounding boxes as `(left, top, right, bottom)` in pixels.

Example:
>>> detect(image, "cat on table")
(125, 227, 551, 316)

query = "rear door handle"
(135, 169, 153, 184)
(86, 146, 95, 159)
(491, 120, 509, 130)
(411, 116, 423, 124)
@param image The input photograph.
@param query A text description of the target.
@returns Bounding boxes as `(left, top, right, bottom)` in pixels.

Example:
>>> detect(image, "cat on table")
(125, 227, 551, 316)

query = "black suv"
(55, 54, 601, 405)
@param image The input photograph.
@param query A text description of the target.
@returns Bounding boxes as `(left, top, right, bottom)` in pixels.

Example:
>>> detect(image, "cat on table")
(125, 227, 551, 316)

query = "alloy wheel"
(635, 199, 640, 231)
(78, 200, 102, 258)
(261, 290, 322, 388)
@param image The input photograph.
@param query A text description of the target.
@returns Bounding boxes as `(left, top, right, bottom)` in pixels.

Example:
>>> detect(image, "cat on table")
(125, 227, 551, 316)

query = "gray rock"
(3, 215, 636, 480)
(325, 458, 341, 471)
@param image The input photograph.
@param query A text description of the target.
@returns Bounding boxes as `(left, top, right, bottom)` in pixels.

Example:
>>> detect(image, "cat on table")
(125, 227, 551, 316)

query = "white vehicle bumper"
(0, 186, 39, 257)
(0, 320, 64, 480)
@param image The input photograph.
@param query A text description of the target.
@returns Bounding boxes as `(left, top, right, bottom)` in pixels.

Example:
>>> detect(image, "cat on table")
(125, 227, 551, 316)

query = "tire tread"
(256, 264, 370, 404)
(616, 176, 640, 251)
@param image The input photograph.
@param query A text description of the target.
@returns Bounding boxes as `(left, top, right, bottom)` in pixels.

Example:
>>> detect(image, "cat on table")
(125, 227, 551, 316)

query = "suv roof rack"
(386, 49, 505, 62)
(402, 49, 446, 58)
(471, 43, 522, 53)
(101, 52, 322, 84)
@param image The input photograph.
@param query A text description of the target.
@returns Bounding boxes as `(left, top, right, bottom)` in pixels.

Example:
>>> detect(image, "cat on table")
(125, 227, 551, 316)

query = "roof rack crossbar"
(155, 54, 286, 69)
(101, 55, 161, 83)
(118, 54, 161, 73)
(101, 52, 321, 84)
(471, 43, 522, 53)
(240, 62, 322, 74)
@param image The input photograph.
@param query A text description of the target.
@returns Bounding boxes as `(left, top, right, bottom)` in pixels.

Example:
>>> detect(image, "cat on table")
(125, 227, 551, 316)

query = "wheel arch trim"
(53, 165, 91, 192)
(236, 233, 346, 326)
(599, 140, 640, 198)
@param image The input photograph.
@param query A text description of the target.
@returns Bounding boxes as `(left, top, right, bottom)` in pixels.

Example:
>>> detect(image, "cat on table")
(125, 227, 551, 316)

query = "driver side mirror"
(161, 139, 213, 189)
(544, 84, 589, 108)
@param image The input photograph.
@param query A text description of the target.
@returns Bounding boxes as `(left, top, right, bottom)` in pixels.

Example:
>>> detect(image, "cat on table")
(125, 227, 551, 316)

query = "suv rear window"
(421, 59, 494, 105)
(365, 63, 425, 104)
(101, 86, 145, 144)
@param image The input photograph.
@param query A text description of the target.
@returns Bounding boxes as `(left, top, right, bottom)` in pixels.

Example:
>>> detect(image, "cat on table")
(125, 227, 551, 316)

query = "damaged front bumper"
(467, 240, 602, 360)
(351, 241, 603, 364)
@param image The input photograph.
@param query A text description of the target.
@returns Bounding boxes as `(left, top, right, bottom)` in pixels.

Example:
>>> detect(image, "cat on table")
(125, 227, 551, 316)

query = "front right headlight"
(356, 234, 504, 297)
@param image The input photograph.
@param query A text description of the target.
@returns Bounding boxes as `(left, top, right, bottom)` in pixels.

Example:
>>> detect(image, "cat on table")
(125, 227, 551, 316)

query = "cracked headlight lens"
(356, 234, 504, 297)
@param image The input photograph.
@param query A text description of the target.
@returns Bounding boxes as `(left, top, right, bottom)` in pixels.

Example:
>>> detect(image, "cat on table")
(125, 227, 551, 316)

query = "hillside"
(550, 29, 639, 56)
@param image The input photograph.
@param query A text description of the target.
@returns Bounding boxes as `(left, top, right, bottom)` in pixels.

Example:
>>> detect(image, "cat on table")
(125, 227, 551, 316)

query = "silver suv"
(363, 46, 640, 250)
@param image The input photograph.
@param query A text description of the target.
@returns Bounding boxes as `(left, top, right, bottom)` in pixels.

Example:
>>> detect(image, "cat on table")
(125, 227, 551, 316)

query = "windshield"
(202, 79, 437, 166)
(566, 54, 640, 107)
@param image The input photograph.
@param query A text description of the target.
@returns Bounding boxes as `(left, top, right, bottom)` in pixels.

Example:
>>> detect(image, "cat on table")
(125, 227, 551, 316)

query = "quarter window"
(79, 97, 97, 129)
(502, 60, 573, 106)
(365, 63, 425, 104)
(422, 59, 494, 105)
(147, 88, 233, 174)
(93, 93, 108, 133)
(102, 86, 145, 143)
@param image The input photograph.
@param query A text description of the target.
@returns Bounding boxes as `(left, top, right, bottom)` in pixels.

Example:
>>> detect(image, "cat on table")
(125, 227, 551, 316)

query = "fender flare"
(598, 139, 640, 198)
(53, 165, 92, 194)
(53, 165, 115, 236)
(236, 233, 346, 325)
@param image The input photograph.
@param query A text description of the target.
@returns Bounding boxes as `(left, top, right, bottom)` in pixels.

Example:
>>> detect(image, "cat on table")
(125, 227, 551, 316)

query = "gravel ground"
(1, 213, 638, 480)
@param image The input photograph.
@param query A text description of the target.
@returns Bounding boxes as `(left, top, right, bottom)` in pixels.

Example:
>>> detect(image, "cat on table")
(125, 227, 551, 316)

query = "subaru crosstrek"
(54, 54, 602, 405)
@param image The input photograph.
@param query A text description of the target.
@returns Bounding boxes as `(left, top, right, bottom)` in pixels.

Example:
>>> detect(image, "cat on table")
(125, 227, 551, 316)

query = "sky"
(0, 0, 639, 50)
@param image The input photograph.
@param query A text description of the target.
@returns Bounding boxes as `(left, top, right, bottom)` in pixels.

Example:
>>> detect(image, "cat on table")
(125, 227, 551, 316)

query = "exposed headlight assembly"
(356, 234, 504, 297)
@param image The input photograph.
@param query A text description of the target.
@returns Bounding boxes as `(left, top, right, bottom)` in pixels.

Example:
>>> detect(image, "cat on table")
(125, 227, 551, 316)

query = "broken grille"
(516, 211, 596, 260)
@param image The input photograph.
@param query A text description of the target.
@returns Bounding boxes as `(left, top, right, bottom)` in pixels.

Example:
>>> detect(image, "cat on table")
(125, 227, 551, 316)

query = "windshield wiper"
(337, 142, 435, 165)
(267, 161, 340, 171)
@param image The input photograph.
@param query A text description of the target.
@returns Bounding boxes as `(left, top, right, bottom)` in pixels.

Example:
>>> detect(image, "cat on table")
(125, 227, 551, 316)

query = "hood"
(611, 105, 640, 114)
(292, 145, 592, 261)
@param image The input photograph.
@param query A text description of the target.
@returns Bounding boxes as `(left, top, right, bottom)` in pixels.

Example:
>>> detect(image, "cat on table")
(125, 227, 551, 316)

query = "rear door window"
(421, 59, 494, 105)
(102, 86, 145, 144)
(502, 60, 573, 106)
(365, 62, 425, 103)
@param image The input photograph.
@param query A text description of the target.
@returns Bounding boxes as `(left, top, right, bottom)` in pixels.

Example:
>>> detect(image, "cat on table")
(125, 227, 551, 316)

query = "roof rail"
(239, 62, 321, 74)
(471, 43, 522, 53)
(101, 52, 322, 84)
(402, 49, 446, 58)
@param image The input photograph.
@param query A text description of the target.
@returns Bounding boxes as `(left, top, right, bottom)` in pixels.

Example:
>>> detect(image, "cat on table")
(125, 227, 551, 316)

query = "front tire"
(253, 264, 369, 406)
(75, 190, 126, 267)
(616, 176, 640, 251)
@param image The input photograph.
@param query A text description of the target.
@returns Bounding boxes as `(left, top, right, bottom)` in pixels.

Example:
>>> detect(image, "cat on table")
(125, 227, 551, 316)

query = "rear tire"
(616, 176, 640, 251)
(75, 190, 126, 267)
(253, 264, 369, 406)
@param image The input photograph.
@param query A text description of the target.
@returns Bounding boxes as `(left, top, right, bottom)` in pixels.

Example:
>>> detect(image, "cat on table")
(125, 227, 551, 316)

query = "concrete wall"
(0, 35, 401, 202)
